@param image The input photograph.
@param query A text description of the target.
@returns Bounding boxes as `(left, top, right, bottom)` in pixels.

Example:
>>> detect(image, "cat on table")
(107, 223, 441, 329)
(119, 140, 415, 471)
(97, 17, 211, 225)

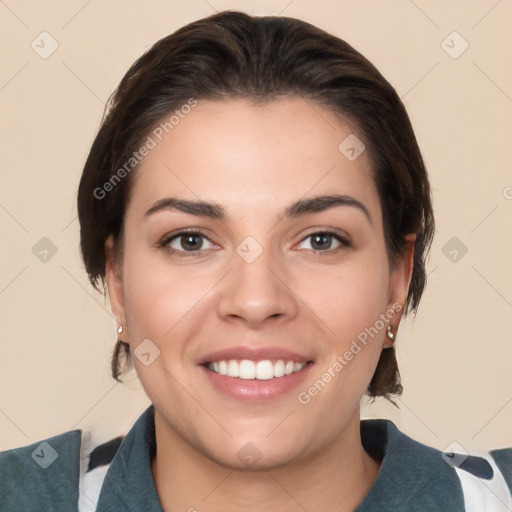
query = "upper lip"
(198, 346, 313, 365)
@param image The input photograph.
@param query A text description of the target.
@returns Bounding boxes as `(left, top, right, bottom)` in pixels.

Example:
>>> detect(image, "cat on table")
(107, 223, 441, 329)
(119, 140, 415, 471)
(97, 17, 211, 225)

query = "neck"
(151, 409, 381, 512)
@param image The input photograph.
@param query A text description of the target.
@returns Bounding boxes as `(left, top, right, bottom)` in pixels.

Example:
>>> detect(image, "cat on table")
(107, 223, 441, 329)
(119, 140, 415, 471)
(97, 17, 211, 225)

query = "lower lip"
(200, 363, 314, 402)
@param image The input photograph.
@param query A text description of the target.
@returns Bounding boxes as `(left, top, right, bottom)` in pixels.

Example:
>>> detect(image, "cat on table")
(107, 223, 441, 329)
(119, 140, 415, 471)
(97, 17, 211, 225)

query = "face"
(106, 98, 414, 469)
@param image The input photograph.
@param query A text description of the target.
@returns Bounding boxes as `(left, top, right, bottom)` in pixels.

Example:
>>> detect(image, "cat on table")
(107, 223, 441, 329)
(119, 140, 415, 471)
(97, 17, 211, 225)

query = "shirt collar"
(96, 404, 162, 512)
(356, 418, 463, 511)
(96, 405, 463, 511)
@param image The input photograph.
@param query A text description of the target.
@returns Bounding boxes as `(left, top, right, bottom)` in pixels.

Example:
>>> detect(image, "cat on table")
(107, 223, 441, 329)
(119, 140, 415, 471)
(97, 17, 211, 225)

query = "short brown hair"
(78, 11, 435, 400)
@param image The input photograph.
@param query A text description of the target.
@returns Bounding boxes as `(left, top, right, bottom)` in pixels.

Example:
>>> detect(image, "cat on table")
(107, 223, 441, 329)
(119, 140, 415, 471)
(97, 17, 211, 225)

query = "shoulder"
(359, 419, 512, 512)
(0, 428, 124, 512)
(460, 446, 512, 511)
(0, 429, 82, 511)
(490, 446, 512, 489)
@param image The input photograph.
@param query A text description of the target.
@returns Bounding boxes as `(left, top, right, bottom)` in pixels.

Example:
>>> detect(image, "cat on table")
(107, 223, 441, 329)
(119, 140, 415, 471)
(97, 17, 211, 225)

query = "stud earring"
(386, 325, 395, 341)
(117, 325, 123, 334)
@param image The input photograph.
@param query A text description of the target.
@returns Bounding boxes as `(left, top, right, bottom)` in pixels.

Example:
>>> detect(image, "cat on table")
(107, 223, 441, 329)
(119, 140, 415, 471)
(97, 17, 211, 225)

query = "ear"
(105, 235, 127, 335)
(384, 233, 417, 347)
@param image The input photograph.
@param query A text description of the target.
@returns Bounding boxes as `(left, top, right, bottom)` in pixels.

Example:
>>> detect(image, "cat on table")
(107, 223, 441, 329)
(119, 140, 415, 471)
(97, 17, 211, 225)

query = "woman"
(1, 10, 510, 512)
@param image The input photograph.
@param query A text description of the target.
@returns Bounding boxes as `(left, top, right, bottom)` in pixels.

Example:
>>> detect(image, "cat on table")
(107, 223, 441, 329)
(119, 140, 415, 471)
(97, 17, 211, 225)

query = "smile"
(205, 359, 307, 380)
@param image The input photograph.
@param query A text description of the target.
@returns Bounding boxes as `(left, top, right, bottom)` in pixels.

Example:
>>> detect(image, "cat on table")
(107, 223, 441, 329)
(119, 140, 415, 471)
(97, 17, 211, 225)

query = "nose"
(216, 245, 298, 329)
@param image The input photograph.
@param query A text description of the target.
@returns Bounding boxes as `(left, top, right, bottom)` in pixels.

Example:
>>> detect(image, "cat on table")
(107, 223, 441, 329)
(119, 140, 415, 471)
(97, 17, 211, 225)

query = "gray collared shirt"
(1, 405, 511, 511)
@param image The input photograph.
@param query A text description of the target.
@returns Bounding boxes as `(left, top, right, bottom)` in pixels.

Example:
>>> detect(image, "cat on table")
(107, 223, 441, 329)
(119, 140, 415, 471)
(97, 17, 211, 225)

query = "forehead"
(129, 98, 380, 222)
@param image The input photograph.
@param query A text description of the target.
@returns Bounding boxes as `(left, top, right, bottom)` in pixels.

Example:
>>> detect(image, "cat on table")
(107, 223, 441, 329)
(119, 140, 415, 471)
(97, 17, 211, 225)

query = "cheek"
(298, 253, 390, 340)
(121, 246, 219, 354)
(293, 250, 391, 400)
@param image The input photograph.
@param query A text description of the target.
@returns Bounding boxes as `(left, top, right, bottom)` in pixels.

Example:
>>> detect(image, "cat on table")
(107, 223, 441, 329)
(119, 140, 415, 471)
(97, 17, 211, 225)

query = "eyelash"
(159, 228, 351, 258)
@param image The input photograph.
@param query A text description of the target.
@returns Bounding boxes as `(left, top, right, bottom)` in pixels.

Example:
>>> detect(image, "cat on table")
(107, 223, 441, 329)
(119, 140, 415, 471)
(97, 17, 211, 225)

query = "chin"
(204, 440, 306, 472)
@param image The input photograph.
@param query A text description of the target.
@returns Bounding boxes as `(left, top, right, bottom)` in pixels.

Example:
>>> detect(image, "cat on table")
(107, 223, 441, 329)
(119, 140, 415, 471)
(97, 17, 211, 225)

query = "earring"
(117, 325, 123, 334)
(386, 325, 395, 341)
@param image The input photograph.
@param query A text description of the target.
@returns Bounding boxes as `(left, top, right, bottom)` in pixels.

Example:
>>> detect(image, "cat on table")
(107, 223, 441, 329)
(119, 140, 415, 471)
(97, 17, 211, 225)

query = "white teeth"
(293, 362, 303, 372)
(208, 359, 306, 380)
(239, 360, 256, 379)
(255, 360, 274, 380)
(227, 360, 239, 377)
(273, 360, 285, 378)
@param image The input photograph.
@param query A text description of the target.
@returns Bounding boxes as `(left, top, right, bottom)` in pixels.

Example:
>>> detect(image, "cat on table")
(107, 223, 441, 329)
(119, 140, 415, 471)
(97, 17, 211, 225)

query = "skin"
(105, 98, 415, 511)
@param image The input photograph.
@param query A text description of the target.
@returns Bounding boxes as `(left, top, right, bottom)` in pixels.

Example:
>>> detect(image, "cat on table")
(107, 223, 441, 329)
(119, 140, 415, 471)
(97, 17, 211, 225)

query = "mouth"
(204, 359, 308, 380)
(198, 346, 314, 402)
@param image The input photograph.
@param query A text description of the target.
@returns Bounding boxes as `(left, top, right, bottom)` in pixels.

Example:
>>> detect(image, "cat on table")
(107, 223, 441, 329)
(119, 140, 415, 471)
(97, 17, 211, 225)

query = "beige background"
(1, 0, 511, 454)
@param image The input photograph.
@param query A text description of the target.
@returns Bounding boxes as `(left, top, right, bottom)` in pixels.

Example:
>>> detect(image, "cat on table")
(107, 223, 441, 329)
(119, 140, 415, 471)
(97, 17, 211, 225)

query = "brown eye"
(297, 231, 349, 252)
(162, 231, 216, 254)
(175, 233, 204, 251)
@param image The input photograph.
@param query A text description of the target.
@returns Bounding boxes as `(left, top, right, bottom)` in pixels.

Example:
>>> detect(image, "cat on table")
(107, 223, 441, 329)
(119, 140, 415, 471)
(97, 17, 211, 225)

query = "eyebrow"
(144, 194, 372, 225)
